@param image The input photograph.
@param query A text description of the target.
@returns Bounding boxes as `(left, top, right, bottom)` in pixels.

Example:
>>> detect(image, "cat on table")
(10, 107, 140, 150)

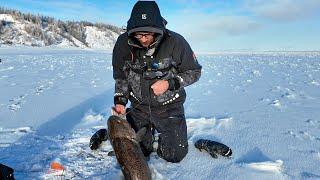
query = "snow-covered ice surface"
(0, 48, 319, 179)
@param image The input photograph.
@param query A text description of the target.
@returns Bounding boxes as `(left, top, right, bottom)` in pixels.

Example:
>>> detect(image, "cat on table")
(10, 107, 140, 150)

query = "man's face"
(134, 32, 155, 47)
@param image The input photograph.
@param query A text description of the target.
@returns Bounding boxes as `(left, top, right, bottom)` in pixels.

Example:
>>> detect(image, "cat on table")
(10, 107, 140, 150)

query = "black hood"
(127, 1, 166, 36)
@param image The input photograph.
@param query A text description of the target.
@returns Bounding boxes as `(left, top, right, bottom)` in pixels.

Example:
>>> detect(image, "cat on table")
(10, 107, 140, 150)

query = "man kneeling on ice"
(112, 1, 201, 163)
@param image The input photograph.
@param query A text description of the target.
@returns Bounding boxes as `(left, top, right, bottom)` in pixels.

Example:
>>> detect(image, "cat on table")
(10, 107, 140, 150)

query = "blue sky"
(1, 0, 320, 52)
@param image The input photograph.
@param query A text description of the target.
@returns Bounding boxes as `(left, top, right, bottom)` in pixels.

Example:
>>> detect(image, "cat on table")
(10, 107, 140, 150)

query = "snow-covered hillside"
(85, 26, 118, 50)
(0, 13, 120, 49)
(0, 48, 319, 179)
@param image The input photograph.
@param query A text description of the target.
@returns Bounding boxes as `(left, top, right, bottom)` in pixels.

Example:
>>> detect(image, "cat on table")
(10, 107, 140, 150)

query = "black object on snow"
(0, 163, 15, 180)
(89, 129, 108, 150)
(194, 139, 232, 159)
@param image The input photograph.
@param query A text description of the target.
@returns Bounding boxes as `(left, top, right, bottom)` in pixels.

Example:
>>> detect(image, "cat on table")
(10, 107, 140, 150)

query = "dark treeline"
(0, 7, 121, 46)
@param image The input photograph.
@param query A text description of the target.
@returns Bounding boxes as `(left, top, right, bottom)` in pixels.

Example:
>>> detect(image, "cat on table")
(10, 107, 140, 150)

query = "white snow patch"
(0, 126, 32, 134)
(0, 66, 14, 72)
(85, 26, 118, 50)
(82, 110, 104, 124)
(0, 14, 15, 22)
(0, 49, 319, 179)
(252, 70, 261, 77)
(310, 80, 320, 86)
(316, 152, 320, 160)
(187, 116, 233, 140)
(245, 160, 283, 173)
(216, 117, 233, 128)
(270, 99, 281, 108)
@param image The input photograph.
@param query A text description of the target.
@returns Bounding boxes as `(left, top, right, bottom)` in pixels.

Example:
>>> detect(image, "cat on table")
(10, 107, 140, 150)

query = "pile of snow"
(0, 48, 319, 179)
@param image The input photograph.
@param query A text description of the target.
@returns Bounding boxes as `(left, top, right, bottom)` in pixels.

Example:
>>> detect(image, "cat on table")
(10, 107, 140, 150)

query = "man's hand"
(151, 80, 169, 96)
(115, 104, 126, 114)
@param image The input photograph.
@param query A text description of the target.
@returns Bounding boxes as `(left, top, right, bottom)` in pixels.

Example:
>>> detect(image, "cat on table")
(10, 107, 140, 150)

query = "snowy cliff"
(0, 12, 121, 50)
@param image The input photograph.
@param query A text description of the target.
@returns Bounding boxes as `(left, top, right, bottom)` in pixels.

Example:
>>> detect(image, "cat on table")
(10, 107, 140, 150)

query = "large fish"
(194, 139, 232, 159)
(107, 115, 151, 180)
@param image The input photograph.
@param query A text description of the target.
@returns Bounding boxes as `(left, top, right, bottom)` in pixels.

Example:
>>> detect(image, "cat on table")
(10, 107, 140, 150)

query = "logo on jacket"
(142, 14, 147, 20)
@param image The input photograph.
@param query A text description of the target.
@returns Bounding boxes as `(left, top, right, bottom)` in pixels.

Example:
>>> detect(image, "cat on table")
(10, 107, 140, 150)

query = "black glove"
(194, 139, 232, 158)
(168, 78, 180, 91)
(89, 129, 108, 150)
(114, 95, 128, 106)
(0, 163, 14, 180)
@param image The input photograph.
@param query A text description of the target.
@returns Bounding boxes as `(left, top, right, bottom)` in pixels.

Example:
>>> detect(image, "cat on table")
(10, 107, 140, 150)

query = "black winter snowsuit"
(112, 1, 202, 163)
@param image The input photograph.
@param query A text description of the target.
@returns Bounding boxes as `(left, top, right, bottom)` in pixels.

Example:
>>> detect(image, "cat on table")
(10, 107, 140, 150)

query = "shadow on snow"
(0, 89, 114, 178)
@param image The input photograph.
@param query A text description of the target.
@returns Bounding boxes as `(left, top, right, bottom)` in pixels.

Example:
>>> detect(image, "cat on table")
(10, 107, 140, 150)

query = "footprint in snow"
(8, 94, 27, 111)
(281, 92, 296, 99)
(0, 126, 33, 134)
(34, 83, 53, 95)
(285, 130, 320, 142)
(310, 80, 320, 86)
(8, 103, 21, 111)
(305, 119, 320, 129)
(269, 99, 281, 108)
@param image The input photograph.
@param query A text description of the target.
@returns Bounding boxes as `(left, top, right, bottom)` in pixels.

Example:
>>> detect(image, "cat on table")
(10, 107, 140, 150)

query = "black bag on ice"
(0, 163, 15, 180)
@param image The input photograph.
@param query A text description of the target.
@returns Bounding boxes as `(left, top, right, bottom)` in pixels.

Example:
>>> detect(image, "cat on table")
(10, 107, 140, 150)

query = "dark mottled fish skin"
(89, 129, 108, 150)
(107, 115, 152, 180)
(194, 139, 232, 159)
